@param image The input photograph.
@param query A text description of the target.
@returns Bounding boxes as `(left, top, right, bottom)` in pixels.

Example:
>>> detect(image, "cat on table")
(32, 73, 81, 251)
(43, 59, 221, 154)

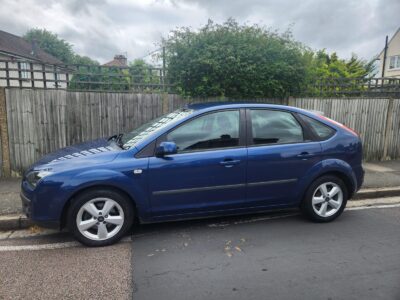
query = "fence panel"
(4, 88, 188, 176)
(387, 99, 400, 160)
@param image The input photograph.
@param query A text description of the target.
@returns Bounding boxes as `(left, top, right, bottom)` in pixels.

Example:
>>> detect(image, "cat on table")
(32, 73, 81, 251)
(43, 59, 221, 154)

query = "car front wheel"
(67, 189, 134, 247)
(301, 175, 348, 222)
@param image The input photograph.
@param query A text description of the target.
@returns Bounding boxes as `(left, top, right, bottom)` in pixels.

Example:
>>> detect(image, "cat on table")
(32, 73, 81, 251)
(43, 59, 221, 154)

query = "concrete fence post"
(0, 87, 11, 177)
(382, 97, 394, 161)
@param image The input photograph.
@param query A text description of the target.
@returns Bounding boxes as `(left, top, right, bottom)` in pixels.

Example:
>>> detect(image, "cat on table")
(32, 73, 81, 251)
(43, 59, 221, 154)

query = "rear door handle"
(220, 159, 241, 167)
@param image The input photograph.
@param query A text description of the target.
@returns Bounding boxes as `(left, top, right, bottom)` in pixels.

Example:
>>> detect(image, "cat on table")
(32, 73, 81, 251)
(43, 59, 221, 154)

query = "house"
(378, 27, 400, 78)
(102, 55, 128, 67)
(0, 29, 69, 88)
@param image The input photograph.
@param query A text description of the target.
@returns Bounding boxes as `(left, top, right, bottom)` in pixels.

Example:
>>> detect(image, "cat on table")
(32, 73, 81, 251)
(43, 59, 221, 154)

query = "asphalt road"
(0, 205, 399, 300)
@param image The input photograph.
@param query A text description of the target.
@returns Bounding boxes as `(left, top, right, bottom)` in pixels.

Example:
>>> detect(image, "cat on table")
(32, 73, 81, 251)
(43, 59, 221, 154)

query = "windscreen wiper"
(108, 133, 124, 148)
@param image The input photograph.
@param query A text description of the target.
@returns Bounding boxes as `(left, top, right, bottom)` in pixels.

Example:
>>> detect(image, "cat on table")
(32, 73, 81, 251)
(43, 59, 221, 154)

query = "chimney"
(31, 38, 38, 57)
(114, 54, 127, 66)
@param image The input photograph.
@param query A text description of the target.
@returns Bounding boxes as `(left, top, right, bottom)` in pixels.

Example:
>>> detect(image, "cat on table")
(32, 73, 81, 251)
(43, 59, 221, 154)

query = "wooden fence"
(0, 87, 399, 177)
(0, 88, 187, 176)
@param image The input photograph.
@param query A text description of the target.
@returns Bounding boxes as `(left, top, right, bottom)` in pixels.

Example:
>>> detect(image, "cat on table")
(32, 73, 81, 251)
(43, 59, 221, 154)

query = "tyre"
(301, 175, 348, 222)
(67, 188, 134, 247)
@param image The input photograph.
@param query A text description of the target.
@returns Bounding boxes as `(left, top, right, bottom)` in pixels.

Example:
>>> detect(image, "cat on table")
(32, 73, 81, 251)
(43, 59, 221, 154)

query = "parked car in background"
(21, 103, 364, 246)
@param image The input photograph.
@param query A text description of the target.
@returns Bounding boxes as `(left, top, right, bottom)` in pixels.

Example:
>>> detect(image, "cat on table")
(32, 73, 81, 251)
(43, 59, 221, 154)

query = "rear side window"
(249, 109, 304, 145)
(299, 114, 336, 140)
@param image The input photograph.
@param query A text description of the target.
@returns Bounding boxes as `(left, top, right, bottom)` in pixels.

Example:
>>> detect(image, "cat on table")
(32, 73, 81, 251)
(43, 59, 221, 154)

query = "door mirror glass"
(155, 141, 178, 157)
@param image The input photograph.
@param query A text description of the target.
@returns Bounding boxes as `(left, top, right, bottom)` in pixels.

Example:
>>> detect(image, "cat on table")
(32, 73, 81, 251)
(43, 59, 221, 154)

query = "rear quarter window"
(299, 114, 336, 140)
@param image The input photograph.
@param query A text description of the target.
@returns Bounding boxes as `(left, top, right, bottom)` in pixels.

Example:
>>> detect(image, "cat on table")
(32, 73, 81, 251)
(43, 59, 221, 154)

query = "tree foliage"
(23, 28, 100, 65)
(306, 50, 375, 80)
(163, 19, 376, 98)
(24, 29, 75, 64)
(163, 19, 309, 98)
(129, 59, 160, 87)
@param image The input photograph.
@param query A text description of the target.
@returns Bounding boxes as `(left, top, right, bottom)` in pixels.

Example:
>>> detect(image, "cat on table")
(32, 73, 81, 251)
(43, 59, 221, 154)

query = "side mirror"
(155, 141, 177, 157)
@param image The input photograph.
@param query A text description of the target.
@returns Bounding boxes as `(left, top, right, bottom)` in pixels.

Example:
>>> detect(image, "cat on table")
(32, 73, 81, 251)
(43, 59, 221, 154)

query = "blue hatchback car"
(21, 103, 364, 246)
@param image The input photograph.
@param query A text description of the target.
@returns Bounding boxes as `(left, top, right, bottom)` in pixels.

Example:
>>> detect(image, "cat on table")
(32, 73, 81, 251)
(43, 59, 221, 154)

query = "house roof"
(378, 27, 400, 58)
(0, 30, 64, 65)
(102, 55, 128, 67)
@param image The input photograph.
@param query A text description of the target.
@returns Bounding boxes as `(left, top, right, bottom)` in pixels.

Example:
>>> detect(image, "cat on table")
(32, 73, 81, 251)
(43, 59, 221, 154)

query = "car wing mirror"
(155, 141, 177, 157)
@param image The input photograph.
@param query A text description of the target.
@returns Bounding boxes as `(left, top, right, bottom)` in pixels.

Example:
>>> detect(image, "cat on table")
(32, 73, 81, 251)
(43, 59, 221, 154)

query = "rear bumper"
(354, 165, 364, 192)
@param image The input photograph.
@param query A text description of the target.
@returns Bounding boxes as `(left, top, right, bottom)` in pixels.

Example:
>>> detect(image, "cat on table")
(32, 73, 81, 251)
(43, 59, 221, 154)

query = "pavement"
(1, 160, 400, 231)
(0, 200, 399, 299)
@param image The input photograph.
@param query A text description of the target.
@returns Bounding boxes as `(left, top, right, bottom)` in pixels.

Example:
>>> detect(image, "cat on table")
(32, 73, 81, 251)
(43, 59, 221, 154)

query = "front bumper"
(21, 192, 31, 217)
(20, 185, 61, 229)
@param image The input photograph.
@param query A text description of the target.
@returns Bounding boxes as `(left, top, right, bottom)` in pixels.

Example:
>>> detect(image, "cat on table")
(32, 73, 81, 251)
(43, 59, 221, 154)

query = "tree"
(308, 50, 375, 80)
(129, 59, 160, 90)
(73, 55, 99, 66)
(163, 19, 309, 98)
(24, 28, 100, 66)
(24, 28, 76, 64)
(303, 50, 377, 96)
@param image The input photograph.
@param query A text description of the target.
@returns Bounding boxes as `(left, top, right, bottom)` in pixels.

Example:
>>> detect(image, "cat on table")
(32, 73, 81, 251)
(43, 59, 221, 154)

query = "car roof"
(185, 101, 307, 114)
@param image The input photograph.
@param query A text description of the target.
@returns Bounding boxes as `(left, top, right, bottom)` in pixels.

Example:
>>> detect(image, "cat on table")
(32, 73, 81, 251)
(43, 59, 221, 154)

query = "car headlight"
(26, 169, 53, 188)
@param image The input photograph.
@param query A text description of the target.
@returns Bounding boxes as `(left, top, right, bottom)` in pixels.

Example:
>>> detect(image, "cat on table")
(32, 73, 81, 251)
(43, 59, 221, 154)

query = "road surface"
(0, 203, 399, 299)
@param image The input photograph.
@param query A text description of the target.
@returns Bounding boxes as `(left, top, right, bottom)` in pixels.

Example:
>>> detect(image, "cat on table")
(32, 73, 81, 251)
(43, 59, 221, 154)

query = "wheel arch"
(60, 184, 139, 229)
(316, 170, 354, 198)
(300, 170, 355, 206)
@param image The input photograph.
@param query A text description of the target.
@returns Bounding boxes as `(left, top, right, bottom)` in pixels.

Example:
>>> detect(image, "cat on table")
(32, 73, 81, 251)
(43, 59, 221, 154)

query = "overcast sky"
(0, 0, 398, 64)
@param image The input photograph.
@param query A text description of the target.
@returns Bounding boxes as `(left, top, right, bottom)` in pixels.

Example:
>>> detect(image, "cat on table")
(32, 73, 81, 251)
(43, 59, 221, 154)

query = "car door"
(148, 109, 247, 218)
(246, 108, 322, 207)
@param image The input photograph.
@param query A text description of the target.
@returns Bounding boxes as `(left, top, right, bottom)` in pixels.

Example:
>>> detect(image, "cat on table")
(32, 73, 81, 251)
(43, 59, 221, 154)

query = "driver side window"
(166, 110, 240, 153)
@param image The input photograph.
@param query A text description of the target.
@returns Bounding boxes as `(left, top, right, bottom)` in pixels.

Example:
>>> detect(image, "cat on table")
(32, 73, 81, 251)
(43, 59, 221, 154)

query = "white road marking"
(0, 241, 80, 252)
(0, 236, 132, 252)
(347, 196, 400, 207)
(347, 203, 400, 210)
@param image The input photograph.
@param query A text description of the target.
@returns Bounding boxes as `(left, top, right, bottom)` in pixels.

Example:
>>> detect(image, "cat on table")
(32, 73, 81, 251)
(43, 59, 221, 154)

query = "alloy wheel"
(311, 182, 343, 218)
(76, 198, 125, 241)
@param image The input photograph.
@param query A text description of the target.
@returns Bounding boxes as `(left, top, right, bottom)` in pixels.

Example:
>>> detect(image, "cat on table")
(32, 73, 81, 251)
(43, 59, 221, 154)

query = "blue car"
(21, 103, 364, 246)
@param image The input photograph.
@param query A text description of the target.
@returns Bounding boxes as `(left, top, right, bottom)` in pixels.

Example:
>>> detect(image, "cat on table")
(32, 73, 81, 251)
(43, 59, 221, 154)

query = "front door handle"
(220, 159, 241, 167)
(297, 152, 314, 159)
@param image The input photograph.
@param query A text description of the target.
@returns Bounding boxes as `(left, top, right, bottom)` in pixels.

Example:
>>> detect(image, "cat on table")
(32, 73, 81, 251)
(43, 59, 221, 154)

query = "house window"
(389, 55, 400, 70)
(20, 62, 30, 79)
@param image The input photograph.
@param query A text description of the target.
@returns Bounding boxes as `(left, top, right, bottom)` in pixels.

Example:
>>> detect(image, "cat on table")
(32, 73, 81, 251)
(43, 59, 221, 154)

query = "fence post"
(382, 97, 394, 161)
(288, 96, 295, 107)
(0, 87, 11, 177)
(162, 92, 169, 114)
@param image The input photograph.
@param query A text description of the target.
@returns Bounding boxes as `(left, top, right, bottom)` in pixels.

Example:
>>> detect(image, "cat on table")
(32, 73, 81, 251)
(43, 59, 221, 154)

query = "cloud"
(0, 0, 398, 63)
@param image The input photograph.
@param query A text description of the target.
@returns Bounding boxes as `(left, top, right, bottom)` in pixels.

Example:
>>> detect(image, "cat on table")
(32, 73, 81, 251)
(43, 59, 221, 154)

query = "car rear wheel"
(67, 189, 134, 247)
(301, 175, 348, 222)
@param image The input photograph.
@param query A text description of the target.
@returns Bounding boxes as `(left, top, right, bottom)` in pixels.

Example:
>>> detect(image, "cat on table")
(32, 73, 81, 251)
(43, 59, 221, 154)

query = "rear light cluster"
(318, 115, 359, 137)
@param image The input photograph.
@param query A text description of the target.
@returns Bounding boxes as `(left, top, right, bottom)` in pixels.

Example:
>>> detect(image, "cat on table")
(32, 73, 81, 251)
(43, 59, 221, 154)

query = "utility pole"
(162, 46, 166, 92)
(382, 35, 388, 77)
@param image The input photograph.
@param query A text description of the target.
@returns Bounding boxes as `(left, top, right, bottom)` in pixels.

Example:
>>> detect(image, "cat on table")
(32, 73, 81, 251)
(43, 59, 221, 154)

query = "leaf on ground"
(234, 246, 242, 252)
(29, 225, 43, 234)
